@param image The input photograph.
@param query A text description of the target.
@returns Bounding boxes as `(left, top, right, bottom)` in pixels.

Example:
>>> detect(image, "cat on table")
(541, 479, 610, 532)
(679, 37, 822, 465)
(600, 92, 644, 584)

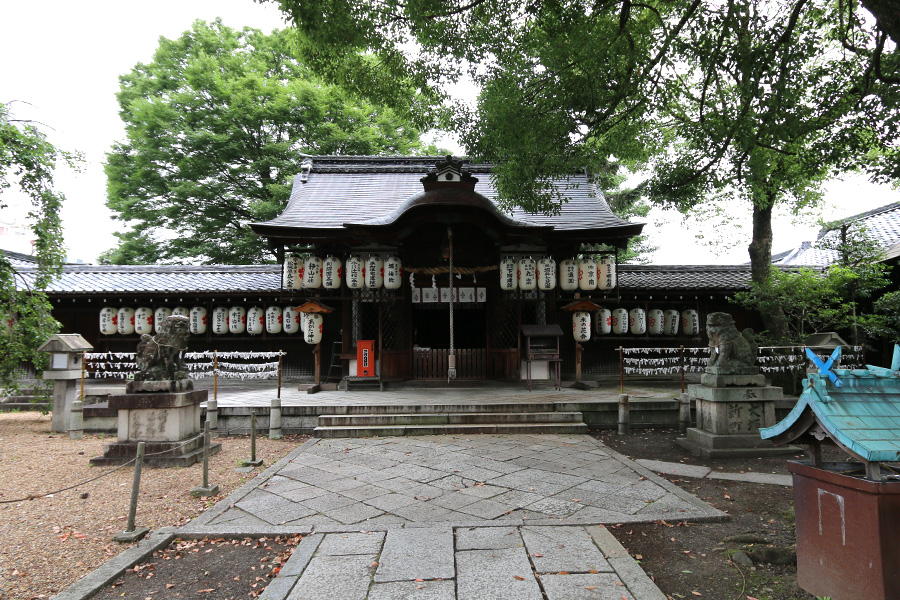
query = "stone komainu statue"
(705, 312, 758, 372)
(128, 315, 192, 392)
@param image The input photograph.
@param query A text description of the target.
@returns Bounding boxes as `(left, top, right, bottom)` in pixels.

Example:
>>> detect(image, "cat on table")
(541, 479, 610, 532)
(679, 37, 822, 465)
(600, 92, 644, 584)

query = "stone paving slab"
(197, 434, 723, 533)
(375, 527, 455, 582)
(456, 547, 543, 600)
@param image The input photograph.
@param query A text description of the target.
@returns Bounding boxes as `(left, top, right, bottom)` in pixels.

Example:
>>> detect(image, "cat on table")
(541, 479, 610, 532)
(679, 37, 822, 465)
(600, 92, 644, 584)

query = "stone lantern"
(38, 334, 93, 433)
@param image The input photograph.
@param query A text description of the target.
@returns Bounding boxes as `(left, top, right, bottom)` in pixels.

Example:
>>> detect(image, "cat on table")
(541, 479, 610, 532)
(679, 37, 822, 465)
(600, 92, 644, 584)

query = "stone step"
(314, 403, 562, 415)
(313, 422, 589, 438)
(317, 411, 585, 427)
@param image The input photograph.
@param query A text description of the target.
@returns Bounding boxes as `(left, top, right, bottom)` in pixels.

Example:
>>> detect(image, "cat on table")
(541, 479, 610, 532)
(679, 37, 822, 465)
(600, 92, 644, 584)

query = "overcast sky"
(2, 0, 896, 265)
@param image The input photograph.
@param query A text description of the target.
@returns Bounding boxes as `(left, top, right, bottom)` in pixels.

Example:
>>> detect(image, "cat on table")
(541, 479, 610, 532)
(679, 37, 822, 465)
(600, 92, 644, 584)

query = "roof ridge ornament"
(299, 158, 313, 183)
(420, 155, 478, 190)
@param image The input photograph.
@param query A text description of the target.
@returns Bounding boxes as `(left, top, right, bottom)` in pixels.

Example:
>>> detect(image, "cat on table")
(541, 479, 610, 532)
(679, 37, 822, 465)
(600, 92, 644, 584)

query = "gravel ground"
(0, 411, 307, 600)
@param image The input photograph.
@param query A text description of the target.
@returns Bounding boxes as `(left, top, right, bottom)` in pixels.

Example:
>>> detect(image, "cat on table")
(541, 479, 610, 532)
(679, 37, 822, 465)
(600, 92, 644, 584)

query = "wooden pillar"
(314, 342, 321, 385)
(575, 342, 583, 382)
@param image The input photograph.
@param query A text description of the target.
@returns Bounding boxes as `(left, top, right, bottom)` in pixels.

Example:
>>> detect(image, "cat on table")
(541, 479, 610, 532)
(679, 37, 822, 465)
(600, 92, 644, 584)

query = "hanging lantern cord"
(448, 226, 456, 381)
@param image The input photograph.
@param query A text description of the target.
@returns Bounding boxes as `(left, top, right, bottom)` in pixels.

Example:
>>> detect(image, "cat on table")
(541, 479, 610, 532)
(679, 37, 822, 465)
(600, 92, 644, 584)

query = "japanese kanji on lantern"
(322, 255, 342, 289)
(302, 255, 322, 289)
(598, 255, 617, 289)
(365, 254, 384, 288)
(346, 255, 363, 289)
(664, 309, 680, 335)
(117, 307, 135, 335)
(629, 308, 647, 335)
(265, 305, 282, 334)
(283, 253, 303, 290)
(573, 311, 591, 341)
(229, 306, 247, 334)
(537, 256, 556, 290)
(612, 308, 629, 334)
(190, 306, 208, 335)
(385, 255, 402, 289)
(99, 307, 117, 335)
(578, 257, 597, 290)
(172, 306, 189, 317)
(304, 313, 323, 344)
(647, 308, 664, 335)
(499, 256, 517, 291)
(559, 258, 578, 291)
(518, 256, 536, 291)
(681, 309, 700, 335)
(212, 306, 229, 335)
(595, 308, 612, 334)
(283, 306, 301, 334)
(247, 306, 264, 335)
(134, 307, 153, 335)
(154, 307, 172, 333)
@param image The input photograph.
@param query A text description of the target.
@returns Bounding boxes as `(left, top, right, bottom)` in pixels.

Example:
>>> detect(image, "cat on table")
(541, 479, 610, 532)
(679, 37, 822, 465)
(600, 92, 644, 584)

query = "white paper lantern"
(172, 306, 189, 317)
(573, 311, 591, 341)
(229, 306, 246, 334)
(518, 256, 537, 291)
(302, 256, 322, 289)
(365, 255, 384, 289)
(682, 309, 700, 335)
(560, 258, 578, 291)
(499, 256, 518, 291)
(154, 307, 172, 333)
(612, 308, 629, 334)
(265, 306, 282, 334)
(190, 306, 208, 335)
(322, 256, 342, 289)
(537, 257, 556, 291)
(598, 255, 617, 290)
(117, 307, 135, 335)
(385, 255, 403, 290)
(100, 307, 118, 335)
(647, 308, 664, 335)
(664, 310, 681, 335)
(247, 306, 264, 335)
(595, 308, 612, 335)
(578, 258, 597, 291)
(283, 254, 303, 290)
(212, 307, 229, 335)
(304, 313, 323, 344)
(346, 255, 363, 289)
(134, 307, 153, 335)
(629, 308, 647, 335)
(283, 306, 301, 334)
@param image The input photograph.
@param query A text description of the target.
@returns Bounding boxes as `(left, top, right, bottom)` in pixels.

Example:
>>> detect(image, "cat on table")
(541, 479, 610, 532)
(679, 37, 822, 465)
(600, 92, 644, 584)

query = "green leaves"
(103, 19, 438, 265)
(0, 101, 77, 396)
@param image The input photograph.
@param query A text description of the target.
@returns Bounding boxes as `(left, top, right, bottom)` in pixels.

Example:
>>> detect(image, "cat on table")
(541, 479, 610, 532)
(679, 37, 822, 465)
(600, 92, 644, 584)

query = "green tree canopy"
(1, 101, 80, 393)
(103, 19, 440, 265)
(271, 0, 899, 332)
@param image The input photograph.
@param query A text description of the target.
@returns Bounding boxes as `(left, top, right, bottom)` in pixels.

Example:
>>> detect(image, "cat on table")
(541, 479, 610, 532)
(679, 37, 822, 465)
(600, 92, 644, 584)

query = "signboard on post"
(357, 340, 375, 377)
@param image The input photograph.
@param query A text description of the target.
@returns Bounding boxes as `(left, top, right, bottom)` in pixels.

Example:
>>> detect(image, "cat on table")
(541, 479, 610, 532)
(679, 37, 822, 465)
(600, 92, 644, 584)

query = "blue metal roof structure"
(761, 347, 900, 465)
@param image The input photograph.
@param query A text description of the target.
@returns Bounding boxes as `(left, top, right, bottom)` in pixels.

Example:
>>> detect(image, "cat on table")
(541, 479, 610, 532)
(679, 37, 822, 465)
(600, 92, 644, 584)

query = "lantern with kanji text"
(573, 311, 591, 341)
(190, 306, 208, 335)
(323, 255, 342, 289)
(559, 258, 578, 291)
(99, 307, 117, 335)
(265, 306, 282, 334)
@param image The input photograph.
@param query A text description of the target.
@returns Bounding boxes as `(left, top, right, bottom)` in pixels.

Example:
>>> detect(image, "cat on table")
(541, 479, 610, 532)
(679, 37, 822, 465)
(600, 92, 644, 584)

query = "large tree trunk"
(748, 199, 790, 341)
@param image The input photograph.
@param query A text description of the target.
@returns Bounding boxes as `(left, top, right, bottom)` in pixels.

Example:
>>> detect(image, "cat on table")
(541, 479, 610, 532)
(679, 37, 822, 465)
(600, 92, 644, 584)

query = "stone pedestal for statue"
(90, 315, 220, 467)
(677, 312, 797, 458)
(90, 389, 220, 467)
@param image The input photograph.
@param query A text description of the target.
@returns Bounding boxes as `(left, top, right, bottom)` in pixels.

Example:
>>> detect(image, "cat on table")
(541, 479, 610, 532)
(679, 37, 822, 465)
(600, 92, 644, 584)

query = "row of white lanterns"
(500, 256, 616, 292)
(283, 254, 403, 291)
(572, 308, 700, 341)
(99, 306, 323, 344)
(281, 254, 617, 292)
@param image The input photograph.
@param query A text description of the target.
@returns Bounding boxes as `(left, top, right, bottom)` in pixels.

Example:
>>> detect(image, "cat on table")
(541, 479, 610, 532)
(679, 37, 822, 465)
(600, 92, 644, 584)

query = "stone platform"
(90, 389, 220, 467)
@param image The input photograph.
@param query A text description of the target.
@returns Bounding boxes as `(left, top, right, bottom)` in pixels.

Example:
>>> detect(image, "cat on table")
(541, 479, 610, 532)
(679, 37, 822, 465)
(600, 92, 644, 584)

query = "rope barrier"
(0, 457, 137, 504)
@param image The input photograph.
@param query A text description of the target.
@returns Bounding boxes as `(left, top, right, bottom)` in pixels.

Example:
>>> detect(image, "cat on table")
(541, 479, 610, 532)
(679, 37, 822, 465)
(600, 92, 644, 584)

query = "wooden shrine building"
(249, 155, 644, 382)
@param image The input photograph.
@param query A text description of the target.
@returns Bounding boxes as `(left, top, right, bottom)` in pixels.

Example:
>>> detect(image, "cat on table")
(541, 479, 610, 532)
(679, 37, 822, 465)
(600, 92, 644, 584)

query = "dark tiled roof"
(254, 155, 638, 233)
(2, 248, 39, 267)
(21, 264, 281, 295)
(16, 262, 796, 295)
(779, 201, 900, 266)
(618, 265, 755, 291)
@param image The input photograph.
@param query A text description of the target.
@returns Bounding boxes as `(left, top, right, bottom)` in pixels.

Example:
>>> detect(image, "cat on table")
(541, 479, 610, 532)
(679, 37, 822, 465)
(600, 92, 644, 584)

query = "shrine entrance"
(411, 305, 487, 379)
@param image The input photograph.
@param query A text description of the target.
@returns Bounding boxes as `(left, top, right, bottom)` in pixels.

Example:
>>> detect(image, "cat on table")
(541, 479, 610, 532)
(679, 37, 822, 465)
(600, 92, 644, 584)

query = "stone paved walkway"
(177, 433, 724, 600)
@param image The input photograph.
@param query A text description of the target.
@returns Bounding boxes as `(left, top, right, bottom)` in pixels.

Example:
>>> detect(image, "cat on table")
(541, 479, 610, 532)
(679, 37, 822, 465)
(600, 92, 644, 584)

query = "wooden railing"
(413, 348, 487, 379)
